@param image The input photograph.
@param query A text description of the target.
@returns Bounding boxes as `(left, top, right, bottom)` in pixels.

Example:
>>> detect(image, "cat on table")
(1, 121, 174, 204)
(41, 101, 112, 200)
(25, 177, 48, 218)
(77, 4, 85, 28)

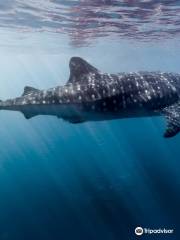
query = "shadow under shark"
(0, 57, 180, 138)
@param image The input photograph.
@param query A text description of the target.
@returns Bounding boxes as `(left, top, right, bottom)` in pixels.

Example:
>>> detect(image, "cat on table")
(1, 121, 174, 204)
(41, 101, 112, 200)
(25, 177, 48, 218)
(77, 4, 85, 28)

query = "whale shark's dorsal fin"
(162, 103, 180, 138)
(67, 57, 99, 84)
(22, 86, 40, 96)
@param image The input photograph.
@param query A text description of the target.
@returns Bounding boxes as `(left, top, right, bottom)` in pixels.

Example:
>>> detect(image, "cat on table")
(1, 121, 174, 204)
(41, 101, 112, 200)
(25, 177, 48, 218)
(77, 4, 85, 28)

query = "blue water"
(0, 1, 180, 239)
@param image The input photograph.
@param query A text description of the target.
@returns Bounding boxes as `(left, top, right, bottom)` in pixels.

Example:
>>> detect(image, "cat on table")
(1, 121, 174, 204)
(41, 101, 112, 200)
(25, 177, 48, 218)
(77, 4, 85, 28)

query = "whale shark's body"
(0, 57, 180, 138)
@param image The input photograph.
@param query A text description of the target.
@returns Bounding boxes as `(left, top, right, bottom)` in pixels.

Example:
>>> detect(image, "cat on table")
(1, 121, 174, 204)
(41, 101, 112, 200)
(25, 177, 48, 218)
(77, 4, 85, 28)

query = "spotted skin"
(0, 57, 180, 137)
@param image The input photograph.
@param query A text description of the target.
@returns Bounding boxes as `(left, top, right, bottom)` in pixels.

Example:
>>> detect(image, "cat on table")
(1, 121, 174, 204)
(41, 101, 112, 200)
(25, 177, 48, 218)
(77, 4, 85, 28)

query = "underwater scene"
(0, 0, 180, 239)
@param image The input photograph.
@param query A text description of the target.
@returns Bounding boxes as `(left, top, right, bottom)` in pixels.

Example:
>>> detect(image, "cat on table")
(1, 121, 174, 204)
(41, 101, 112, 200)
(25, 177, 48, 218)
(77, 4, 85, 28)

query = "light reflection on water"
(0, 0, 180, 47)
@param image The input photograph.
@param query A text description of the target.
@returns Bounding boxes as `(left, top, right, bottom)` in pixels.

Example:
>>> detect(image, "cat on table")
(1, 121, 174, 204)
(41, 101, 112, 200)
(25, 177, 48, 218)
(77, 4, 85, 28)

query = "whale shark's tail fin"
(67, 57, 99, 84)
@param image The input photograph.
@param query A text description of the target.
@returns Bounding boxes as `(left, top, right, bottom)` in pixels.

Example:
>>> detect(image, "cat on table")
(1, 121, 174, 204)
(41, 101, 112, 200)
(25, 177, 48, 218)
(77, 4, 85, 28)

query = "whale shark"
(0, 57, 180, 138)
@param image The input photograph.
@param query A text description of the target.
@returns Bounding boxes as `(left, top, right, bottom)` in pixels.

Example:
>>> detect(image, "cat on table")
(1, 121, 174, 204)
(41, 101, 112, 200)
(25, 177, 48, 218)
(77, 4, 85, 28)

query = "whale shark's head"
(68, 57, 99, 84)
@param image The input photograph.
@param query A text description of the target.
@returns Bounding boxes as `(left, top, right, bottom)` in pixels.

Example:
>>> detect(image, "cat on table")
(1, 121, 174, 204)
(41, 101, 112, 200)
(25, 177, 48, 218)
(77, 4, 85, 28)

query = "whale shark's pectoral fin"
(62, 116, 85, 124)
(22, 112, 37, 119)
(67, 57, 99, 84)
(22, 86, 40, 96)
(67, 119, 85, 124)
(162, 103, 180, 138)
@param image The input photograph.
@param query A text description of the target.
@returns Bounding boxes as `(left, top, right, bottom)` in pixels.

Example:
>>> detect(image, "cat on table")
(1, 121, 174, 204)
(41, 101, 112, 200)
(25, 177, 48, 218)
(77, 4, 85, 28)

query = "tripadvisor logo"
(135, 227, 143, 236)
(135, 226, 174, 236)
